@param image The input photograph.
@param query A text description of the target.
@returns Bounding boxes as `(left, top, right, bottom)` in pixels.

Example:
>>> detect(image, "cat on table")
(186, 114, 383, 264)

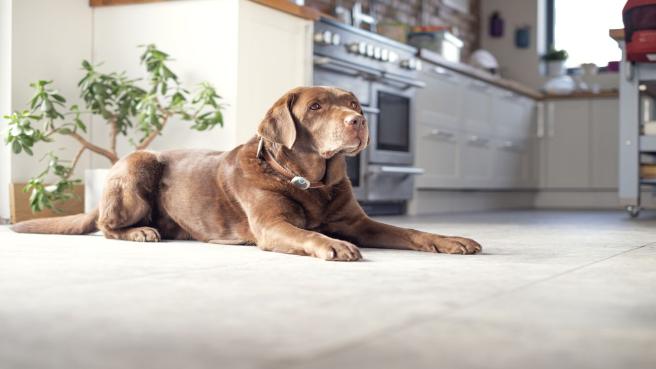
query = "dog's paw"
(313, 240, 362, 261)
(126, 227, 161, 242)
(412, 233, 481, 255)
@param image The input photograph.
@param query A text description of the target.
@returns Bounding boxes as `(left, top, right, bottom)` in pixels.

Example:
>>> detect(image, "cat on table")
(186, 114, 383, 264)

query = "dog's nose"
(345, 115, 365, 128)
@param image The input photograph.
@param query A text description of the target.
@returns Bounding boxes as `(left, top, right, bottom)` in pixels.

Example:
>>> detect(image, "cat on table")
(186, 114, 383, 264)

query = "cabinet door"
(415, 124, 460, 188)
(590, 98, 619, 189)
(491, 89, 525, 139)
(416, 66, 463, 130)
(493, 138, 531, 188)
(462, 79, 492, 134)
(460, 132, 495, 188)
(544, 100, 591, 189)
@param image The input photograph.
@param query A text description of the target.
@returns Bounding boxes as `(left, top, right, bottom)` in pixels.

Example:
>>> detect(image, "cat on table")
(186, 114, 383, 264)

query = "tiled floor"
(0, 210, 654, 369)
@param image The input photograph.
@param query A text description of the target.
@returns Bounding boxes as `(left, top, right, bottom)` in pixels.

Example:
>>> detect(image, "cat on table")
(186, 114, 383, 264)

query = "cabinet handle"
(470, 80, 489, 91)
(432, 66, 455, 80)
(547, 102, 555, 137)
(536, 102, 545, 138)
(428, 128, 455, 139)
(468, 135, 489, 145)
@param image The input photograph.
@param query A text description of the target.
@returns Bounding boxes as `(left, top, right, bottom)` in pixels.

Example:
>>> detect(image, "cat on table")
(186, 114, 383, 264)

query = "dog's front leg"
(245, 197, 362, 261)
(254, 220, 362, 261)
(326, 216, 481, 255)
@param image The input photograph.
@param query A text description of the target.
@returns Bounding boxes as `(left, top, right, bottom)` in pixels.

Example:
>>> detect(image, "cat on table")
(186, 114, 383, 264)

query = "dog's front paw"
(313, 240, 362, 261)
(412, 233, 481, 255)
(125, 227, 161, 242)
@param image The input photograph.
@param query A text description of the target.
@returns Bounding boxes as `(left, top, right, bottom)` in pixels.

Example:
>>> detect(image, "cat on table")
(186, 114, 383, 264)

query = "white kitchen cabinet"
(460, 132, 495, 188)
(590, 98, 619, 189)
(415, 60, 537, 190)
(462, 78, 493, 134)
(415, 124, 461, 188)
(492, 138, 532, 187)
(416, 66, 464, 130)
(540, 98, 619, 190)
(542, 100, 591, 189)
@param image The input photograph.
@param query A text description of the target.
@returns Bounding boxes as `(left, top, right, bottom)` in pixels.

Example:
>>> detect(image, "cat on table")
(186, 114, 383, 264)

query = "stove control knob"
(331, 33, 341, 46)
(381, 49, 389, 62)
(366, 44, 375, 58)
(314, 30, 333, 45)
(348, 42, 359, 53)
(415, 59, 423, 71)
(388, 51, 399, 63)
(373, 46, 382, 60)
(358, 42, 367, 55)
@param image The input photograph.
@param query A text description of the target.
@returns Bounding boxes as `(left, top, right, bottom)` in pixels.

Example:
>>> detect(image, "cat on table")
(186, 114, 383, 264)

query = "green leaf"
(11, 140, 21, 154)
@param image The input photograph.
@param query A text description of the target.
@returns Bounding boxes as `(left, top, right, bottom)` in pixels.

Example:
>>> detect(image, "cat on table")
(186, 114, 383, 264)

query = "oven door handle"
(381, 73, 426, 89)
(369, 166, 425, 175)
(314, 55, 382, 78)
(361, 106, 380, 115)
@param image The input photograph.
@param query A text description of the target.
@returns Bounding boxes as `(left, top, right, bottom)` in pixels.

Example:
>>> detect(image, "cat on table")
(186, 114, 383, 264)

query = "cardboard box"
(9, 183, 84, 224)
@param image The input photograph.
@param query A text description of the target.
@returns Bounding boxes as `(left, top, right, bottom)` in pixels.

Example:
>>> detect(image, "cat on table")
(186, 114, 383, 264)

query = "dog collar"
(257, 137, 325, 190)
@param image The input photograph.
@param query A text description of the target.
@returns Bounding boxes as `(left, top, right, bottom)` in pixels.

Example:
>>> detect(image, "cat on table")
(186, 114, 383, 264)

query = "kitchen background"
(0, 0, 650, 222)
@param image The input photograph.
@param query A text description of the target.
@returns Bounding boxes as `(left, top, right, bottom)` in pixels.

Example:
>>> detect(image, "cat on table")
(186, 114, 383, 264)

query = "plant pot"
(9, 183, 84, 223)
(546, 60, 566, 77)
(85, 169, 109, 213)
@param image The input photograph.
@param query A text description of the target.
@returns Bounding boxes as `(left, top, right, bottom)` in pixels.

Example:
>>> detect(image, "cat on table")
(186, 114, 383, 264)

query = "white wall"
(479, 0, 619, 90)
(92, 0, 239, 167)
(9, 0, 93, 182)
(0, 0, 12, 219)
(480, 0, 547, 89)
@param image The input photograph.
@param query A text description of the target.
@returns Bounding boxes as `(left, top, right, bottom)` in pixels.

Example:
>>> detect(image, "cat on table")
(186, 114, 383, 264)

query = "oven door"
(345, 107, 378, 200)
(369, 83, 415, 165)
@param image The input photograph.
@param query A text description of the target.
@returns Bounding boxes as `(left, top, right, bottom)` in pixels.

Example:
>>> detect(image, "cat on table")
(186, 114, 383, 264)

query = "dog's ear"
(257, 92, 297, 149)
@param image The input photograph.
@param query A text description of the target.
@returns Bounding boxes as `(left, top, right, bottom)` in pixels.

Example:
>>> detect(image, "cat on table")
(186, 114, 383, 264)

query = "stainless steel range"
(313, 17, 425, 215)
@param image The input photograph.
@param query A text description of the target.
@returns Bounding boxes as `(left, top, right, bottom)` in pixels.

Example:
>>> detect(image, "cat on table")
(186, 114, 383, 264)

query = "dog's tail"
(11, 208, 99, 235)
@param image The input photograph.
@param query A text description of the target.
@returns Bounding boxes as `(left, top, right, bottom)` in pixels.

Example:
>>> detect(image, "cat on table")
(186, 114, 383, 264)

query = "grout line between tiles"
(274, 241, 656, 369)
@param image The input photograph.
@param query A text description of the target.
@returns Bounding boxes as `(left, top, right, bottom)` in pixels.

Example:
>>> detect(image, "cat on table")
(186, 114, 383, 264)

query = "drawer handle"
(502, 140, 516, 148)
(432, 66, 455, 79)
(468, 135, 489, 145)
(428, 128, 455, 139)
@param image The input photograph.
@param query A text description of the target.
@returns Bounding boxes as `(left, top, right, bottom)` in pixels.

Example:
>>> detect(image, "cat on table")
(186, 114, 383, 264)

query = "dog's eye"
(309, 103, 321, 111)
(350, 101, 359, 110)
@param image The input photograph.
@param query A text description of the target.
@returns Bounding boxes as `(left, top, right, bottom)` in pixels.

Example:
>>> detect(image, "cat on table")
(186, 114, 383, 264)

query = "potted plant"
(543, 48, 569, 77)
(3, 45, 224, 214)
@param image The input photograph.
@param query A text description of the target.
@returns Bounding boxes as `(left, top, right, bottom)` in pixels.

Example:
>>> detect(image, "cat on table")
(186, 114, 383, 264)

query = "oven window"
(377, 91, 410, 152)
(345, 154, 360, 187)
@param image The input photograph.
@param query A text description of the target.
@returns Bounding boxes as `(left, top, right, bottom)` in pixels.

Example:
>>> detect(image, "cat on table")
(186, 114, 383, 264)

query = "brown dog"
(12, 86, 481, 261)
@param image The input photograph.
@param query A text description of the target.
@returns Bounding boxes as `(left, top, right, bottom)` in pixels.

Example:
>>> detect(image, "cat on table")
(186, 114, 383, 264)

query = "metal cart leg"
(619, 56, 641, 217)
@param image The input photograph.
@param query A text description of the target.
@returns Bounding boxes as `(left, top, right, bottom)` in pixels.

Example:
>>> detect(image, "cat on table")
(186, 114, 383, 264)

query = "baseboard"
(408, 189, 537, 215)
(533, 189, 656, 210)
(409, 188, 656, 215)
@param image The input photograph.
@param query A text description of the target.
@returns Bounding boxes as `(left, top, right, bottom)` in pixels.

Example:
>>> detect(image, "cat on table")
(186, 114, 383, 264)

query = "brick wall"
(305, 0, 480, 58)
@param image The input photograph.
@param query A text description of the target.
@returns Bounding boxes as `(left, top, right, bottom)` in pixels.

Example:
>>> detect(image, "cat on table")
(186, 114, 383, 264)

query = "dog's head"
(257, 86, 369, 158)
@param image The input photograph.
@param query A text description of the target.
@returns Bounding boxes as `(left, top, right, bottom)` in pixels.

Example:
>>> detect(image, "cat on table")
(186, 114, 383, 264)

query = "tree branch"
(70, 132, 119, 164)
(136, 112, 170, 150)
(109, 116, 118, 156)
(65, 147, 86, 180)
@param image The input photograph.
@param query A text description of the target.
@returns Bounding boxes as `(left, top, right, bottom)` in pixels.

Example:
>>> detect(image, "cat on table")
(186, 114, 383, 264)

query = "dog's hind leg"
(97, 151, 163, 243)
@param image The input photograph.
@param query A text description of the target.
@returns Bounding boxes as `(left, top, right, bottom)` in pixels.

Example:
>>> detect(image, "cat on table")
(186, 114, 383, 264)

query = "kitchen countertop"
(418, 49, 618, 101)
(90, 0, 321, 20)
(418, 49, 543, 99)
(609, 28, 625, 42)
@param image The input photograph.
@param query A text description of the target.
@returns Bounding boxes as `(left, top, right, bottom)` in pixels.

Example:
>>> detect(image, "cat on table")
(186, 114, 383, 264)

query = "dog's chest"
(295, 188, 334, 229)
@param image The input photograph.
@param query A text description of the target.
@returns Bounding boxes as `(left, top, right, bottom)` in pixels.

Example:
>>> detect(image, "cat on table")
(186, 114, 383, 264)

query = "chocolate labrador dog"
(13, 86, 481, 261)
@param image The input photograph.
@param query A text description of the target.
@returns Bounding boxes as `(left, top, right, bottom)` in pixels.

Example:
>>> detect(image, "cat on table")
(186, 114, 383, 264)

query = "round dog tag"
(290, 176, 310, 190)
